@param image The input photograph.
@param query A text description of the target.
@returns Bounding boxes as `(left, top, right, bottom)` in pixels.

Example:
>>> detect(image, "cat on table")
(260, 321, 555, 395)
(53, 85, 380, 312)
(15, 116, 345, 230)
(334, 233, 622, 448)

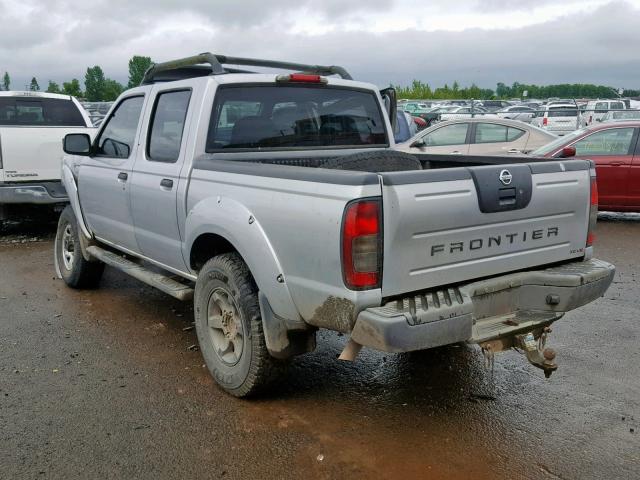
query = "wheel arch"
(184, 196, 302, 324)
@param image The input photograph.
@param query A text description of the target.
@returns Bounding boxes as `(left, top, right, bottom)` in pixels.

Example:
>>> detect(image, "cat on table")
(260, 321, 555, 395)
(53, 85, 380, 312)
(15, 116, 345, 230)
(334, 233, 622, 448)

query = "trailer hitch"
(515, 327, 557, 378)
(479, 326, 558, 378)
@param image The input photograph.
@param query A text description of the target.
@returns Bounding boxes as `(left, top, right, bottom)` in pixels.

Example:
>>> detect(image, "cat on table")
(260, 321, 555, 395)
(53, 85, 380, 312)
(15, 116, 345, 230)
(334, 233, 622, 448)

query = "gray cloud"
(0, 0, 637, 91)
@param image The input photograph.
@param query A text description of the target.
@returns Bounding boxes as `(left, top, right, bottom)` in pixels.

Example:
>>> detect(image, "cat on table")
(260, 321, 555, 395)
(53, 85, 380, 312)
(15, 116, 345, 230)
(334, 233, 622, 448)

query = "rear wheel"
(194, 253, 285, 397)
(55, 206, 104, 288)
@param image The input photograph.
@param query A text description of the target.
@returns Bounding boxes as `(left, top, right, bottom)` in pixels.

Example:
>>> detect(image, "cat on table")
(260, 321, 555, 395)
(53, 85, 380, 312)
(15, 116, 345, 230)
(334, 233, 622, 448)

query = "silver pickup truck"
(56, 53, 614, 397)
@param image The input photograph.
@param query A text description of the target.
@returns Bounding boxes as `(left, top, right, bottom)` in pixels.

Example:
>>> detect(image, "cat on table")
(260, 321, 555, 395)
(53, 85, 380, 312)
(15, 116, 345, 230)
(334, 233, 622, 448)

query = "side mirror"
(560, 146, 576, 158)
(63, 133, 92, 156)
(380, 87, 398, 135)
(411, 138, 426, 148)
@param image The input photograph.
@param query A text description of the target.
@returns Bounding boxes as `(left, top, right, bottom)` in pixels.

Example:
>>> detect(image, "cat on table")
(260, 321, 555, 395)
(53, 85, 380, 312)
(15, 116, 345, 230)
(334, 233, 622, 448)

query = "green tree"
(102, 78, 124, 101)
(62, 79, 83, 97)
(84, 66, 106, 101)
(29, 77, 40, 91)
(46, 80, 62, 94)
(127, 55, 153, 88)
(2, 72, 9, 91)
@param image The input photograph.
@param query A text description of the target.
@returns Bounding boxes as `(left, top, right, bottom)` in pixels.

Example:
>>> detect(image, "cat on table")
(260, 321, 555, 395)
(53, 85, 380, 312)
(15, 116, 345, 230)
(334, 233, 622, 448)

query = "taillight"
(341, 199, 382, 290)
(589, 115, 593, 124)
(276, 73, 327, 84)
(543, 117, 548, 126)
(587, 176, 598, 247)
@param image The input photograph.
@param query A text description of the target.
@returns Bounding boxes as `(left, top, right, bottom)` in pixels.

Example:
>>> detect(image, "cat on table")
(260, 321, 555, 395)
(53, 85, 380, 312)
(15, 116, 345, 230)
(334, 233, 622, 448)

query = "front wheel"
(194, 253, 286, 397)
(55, 206, 104, 288)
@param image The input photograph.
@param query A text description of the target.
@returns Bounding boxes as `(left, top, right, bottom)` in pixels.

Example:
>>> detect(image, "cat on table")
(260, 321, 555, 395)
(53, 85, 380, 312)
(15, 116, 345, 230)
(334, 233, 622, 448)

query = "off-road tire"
(318, 150, 422, 172)
(55, 205, 104, 288)
(194, 253, 286, 397)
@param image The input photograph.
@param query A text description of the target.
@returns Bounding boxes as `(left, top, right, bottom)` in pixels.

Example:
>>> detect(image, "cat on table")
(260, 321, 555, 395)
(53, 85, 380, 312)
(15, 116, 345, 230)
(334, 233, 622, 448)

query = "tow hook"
(515, 327, 557, 378)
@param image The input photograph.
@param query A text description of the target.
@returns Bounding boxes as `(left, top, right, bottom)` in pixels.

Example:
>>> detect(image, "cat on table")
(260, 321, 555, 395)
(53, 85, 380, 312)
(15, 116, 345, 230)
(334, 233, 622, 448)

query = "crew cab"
(0, 91, 93, 217)
(56, 53, 614, 397)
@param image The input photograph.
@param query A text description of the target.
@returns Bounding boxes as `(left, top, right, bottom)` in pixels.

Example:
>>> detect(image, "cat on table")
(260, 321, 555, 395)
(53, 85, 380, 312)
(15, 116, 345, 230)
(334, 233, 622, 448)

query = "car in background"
(401, 102, 432, 115)
(531, 121, 640, 212)
(395, 117, 557, 156)
(0, 91, 94, 218)
(437, 105, 487, 121)
(531, 103, 580, 135)
(581, 99, 626, 127)
(480, 100, 512, 112)
(599, 109, 640, 123)
(494, 105, 536, 123)
(410, 105, 458, 127)
(394, 110, 418, 143)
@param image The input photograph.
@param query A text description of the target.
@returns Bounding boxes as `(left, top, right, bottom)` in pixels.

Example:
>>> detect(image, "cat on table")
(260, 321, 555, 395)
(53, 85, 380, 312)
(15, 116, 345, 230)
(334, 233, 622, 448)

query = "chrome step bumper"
(351, 259, 615, 353)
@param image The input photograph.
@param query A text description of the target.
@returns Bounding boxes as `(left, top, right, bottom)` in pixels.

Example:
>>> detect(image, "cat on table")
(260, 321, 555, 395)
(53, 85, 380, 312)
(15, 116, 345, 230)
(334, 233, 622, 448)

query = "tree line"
(0, 56, 153, 102)
(393, 79, 640, 100)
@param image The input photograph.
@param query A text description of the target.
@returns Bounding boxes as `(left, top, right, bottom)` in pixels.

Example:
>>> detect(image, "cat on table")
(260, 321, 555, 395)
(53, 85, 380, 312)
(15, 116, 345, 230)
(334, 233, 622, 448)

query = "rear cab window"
(206, 85, 388, 151)
(0, 97, 86, 126)
(147, 90, 192, 163)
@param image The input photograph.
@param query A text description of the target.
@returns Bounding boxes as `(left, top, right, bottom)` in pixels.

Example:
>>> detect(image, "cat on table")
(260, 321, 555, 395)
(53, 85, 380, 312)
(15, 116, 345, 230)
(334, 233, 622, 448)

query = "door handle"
(117, 172, 128, 181)
(508, 149, 521, 154)
(160, 178, 174, 189)
(610, 162, 623, 166)
(450, 151, 462, 155)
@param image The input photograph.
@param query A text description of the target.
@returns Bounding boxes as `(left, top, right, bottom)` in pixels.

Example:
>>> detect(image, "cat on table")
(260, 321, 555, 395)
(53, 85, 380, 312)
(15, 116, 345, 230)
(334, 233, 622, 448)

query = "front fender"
(184, 196, 303, 324)
(61, 160, 91, 239)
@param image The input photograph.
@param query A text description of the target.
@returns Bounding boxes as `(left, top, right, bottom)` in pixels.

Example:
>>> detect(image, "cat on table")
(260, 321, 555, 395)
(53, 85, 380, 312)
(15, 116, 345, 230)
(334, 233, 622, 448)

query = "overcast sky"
(1, 0, 639, 91)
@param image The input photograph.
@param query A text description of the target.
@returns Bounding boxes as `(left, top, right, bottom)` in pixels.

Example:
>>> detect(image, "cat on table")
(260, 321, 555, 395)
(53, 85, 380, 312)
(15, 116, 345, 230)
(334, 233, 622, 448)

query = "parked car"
(0, 91, 94, 218)
(480, 100, 512, 112)
(438, 106, 488, 121)
(581, 99, 626, 127)
(494, 105, 536, 123)
(531, 103, 580, 135)
(57, 53, 613, 396)
(598, 109, 640, 123)
(531, 121, 640, 211)
(394, 110, 418, 143)
(401, 102, 431, 115)
(395, 118, 557, 155)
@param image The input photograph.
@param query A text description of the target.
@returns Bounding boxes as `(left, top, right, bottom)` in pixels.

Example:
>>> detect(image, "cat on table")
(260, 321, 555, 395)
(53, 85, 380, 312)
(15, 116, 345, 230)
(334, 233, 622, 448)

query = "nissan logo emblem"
(499, 169, 513, 185)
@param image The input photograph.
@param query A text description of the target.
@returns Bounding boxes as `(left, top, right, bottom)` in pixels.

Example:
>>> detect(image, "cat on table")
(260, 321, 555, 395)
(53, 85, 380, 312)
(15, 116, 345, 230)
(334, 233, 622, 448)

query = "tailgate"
(379, 160, 591, 297)
(0, 127, 86, 181)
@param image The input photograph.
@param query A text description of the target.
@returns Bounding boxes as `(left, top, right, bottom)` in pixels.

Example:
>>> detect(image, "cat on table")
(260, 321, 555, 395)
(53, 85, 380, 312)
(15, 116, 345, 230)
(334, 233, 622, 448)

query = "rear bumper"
(351, 258, 615, 353)
(0, 181, 68, 204)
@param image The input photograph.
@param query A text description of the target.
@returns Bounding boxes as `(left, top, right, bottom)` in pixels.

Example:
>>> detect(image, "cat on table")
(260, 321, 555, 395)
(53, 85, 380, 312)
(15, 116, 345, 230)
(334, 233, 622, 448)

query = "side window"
(424, 123, 469, 146)
(147, 90, 191, 163)
(595, 102, 608, 113)
(573, 128, 635, 156)
(96, 96, 144, 158)
(475, 123, 509, 143)
(507, 127, 525, 141)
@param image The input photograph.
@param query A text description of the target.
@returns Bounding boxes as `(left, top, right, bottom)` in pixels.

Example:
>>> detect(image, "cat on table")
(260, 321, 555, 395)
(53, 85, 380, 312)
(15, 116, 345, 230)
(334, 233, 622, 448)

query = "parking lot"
(1, 214, 638, 480)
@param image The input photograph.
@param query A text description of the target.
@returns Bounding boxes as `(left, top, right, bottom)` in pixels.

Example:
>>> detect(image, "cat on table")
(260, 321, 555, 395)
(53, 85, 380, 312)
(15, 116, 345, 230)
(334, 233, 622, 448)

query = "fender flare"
(61, 163, 91, 239)
(184, 196, 303, 325)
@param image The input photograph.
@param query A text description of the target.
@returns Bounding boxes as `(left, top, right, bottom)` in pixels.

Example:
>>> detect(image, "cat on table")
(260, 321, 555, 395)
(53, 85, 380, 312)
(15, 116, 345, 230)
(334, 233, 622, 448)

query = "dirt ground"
(0, 213, 638, 479)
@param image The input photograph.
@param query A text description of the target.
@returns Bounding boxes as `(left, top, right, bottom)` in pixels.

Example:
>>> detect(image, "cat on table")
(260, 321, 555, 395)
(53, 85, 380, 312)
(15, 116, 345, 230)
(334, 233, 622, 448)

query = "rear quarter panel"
(184, 163, 382, 332)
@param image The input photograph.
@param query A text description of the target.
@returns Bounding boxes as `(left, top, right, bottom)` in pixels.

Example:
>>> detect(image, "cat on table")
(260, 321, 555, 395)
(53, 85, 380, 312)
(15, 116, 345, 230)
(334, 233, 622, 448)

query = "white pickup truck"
(0, 91, 93, 217)
(56, 54, 614, 397)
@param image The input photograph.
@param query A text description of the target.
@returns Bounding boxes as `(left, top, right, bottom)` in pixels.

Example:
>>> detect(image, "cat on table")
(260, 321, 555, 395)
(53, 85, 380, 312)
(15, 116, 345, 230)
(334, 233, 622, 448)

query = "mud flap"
(258, 292, 316, 359)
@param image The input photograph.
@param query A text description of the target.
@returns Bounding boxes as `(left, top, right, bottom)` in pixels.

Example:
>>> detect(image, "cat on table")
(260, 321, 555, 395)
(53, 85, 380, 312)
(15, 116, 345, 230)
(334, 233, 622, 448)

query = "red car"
(532, 121, 640, 212)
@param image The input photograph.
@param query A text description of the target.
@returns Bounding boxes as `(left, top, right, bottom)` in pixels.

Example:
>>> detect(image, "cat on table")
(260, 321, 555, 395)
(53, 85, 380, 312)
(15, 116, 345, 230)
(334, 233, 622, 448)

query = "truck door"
(129, 88, 193, 271)
(78, 95, 146, 252)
